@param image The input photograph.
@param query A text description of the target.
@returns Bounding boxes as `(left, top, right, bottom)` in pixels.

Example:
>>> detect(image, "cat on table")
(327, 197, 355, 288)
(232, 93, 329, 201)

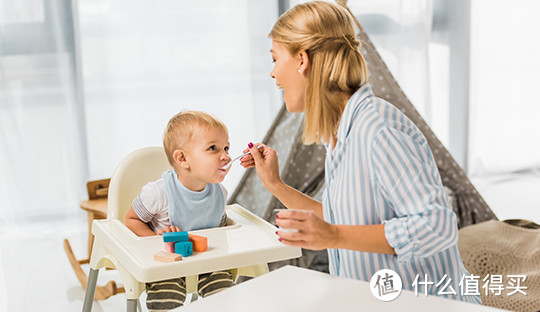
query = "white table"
(177, 265, 504, 312)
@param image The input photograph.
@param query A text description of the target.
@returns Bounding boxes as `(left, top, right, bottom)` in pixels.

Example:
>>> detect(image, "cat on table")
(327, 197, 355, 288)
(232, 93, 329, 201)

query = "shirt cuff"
(383, 217, 420, 262)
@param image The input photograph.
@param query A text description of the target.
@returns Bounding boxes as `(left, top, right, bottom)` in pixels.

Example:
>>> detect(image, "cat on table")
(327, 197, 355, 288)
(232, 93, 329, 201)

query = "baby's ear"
(173, 149, 190, 169)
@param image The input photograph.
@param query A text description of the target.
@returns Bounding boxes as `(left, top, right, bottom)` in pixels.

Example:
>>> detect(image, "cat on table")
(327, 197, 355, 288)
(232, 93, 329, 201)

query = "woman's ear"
(173, 149, 190, 169)
(298, 50, 310, 75)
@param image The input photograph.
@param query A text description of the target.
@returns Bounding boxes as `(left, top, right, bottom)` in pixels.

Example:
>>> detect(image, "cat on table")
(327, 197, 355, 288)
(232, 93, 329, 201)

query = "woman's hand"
(241, 142, 325, 218)
(275, 209, 339, 250)
(156, 225, 182, 235)
(240, 143, 283, 191)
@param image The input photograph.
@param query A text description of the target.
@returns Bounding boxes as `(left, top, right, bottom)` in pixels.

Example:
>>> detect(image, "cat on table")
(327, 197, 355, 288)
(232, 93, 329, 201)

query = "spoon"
(221, 145, 263, 170)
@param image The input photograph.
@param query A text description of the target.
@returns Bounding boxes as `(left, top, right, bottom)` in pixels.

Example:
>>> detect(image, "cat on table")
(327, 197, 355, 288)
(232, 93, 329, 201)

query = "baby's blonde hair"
(269, 1, 368, 145)
(163, 110, 228, 166)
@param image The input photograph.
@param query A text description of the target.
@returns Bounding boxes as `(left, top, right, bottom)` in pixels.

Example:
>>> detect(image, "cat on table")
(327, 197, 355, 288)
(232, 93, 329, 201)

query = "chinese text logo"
(370, 269, 402, 301)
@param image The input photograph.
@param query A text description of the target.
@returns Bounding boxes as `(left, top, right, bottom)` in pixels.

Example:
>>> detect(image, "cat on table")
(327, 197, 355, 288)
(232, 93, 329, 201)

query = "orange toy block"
(188, 234, 208, 252)
(154, 251, 182, 263)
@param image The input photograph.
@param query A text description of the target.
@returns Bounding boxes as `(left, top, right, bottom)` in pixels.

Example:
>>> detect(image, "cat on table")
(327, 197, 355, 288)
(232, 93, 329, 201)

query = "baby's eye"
(208, 145, 216, 151)
(224, 146, 229, 152)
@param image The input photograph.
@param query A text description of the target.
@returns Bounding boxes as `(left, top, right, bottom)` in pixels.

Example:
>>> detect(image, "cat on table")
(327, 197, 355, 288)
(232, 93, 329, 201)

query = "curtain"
(78, 0, 280, 192)
(468, 0, 540, 176)
(0, 0, 88, 225)
(0, 0, 281, 224)
(4, 0, 537, 225)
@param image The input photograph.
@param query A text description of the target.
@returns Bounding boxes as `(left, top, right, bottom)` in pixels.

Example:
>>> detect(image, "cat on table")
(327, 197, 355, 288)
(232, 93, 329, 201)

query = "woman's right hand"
(240, 143, 282, 191)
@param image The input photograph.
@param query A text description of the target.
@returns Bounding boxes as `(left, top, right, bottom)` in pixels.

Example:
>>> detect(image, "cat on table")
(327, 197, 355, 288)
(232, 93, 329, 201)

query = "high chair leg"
(127, 299, 138, 312)
(82, 268, 99, 312)
(65, 239, 125, 300)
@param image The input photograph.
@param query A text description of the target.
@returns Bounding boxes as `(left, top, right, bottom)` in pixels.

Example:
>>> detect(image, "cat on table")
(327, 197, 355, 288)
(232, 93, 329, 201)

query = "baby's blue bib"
(162, 169, 224, 231)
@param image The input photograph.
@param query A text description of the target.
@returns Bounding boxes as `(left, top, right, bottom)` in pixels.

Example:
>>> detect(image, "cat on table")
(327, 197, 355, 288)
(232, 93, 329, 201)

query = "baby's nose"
(222, 152, 231, 162)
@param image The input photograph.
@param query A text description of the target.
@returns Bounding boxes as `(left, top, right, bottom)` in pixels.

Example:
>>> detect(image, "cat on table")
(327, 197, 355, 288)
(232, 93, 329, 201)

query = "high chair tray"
(90, 204, 301, 282)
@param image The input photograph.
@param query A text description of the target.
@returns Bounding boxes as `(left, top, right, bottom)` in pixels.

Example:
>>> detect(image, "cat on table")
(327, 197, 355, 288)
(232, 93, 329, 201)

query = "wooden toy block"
(188, 234, 208, 252)
(174, 241, 193, 257)
(163, 231, 189, 243)
(164, 242, 175, 253)
(154, 251, 182, 263)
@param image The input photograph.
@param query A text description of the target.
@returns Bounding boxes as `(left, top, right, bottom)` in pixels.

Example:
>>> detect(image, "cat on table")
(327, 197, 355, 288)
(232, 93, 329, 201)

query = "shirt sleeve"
(372, 127, 458, 262)
(132, 179, 167, 224)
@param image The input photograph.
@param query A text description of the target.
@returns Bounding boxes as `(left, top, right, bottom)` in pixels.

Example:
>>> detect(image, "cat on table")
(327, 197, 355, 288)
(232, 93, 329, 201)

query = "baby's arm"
(125, 206, 157, 237)
(155, 225, 182, 235)
(125, 206, 182, 236)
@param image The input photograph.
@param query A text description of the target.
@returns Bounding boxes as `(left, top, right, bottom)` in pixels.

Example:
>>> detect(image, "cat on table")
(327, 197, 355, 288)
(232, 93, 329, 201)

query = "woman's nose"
(270, 69, 275, 79)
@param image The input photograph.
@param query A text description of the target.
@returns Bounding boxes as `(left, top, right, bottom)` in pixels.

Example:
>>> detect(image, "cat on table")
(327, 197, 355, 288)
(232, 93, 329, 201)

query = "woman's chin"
(286, 106, 303, 113)
(284, 99, 304, 113)
(284, 102, 296, 113)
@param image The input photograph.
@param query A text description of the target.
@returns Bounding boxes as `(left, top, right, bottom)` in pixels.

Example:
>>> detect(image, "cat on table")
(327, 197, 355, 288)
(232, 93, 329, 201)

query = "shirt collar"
(336, 84, 374, 143)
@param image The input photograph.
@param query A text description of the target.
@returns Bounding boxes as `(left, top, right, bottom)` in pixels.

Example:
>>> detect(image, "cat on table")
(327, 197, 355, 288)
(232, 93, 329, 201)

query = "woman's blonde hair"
(163, 110, 227, 166)
(269, 1, 368, 144)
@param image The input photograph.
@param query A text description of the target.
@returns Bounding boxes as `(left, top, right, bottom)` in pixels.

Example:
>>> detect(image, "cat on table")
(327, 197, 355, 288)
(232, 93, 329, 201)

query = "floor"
(0, 174, 537, 312)
(0, 211, 177, 312)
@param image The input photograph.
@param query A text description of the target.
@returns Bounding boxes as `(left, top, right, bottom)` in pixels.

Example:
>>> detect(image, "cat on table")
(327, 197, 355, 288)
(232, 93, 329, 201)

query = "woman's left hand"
(275, 209, 339, 250)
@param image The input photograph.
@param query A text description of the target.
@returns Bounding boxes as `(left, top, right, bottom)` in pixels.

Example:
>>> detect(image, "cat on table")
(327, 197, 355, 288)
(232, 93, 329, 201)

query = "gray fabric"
(228, 23, 497, 273)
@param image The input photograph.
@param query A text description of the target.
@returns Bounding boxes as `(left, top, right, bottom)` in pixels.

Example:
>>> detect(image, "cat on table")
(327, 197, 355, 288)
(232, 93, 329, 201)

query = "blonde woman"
(241, 1, 480, 304)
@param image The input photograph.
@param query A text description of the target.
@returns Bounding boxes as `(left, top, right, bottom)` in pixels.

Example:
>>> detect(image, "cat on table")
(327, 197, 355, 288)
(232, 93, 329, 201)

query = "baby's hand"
(156, 225, 182, 235)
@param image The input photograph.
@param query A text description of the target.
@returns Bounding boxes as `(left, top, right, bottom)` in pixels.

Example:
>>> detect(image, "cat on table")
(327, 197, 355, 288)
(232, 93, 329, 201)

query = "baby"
(125, 110, 234, 310)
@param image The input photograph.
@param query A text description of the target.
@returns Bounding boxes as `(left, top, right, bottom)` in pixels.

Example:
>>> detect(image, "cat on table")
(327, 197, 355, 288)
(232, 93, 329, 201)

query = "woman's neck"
(331, 92, 352, 151)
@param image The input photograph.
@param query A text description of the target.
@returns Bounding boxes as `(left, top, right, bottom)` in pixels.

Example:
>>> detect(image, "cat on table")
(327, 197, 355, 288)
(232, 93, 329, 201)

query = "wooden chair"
(63, 178, 125, 300)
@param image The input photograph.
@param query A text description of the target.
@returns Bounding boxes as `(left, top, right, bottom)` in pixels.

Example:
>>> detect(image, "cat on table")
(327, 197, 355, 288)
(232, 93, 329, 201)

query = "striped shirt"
(322, 85, 481, 304)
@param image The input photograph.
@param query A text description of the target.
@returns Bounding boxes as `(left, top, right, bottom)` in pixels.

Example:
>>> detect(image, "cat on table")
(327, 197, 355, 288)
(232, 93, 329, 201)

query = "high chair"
(82, 146, 301, 312)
